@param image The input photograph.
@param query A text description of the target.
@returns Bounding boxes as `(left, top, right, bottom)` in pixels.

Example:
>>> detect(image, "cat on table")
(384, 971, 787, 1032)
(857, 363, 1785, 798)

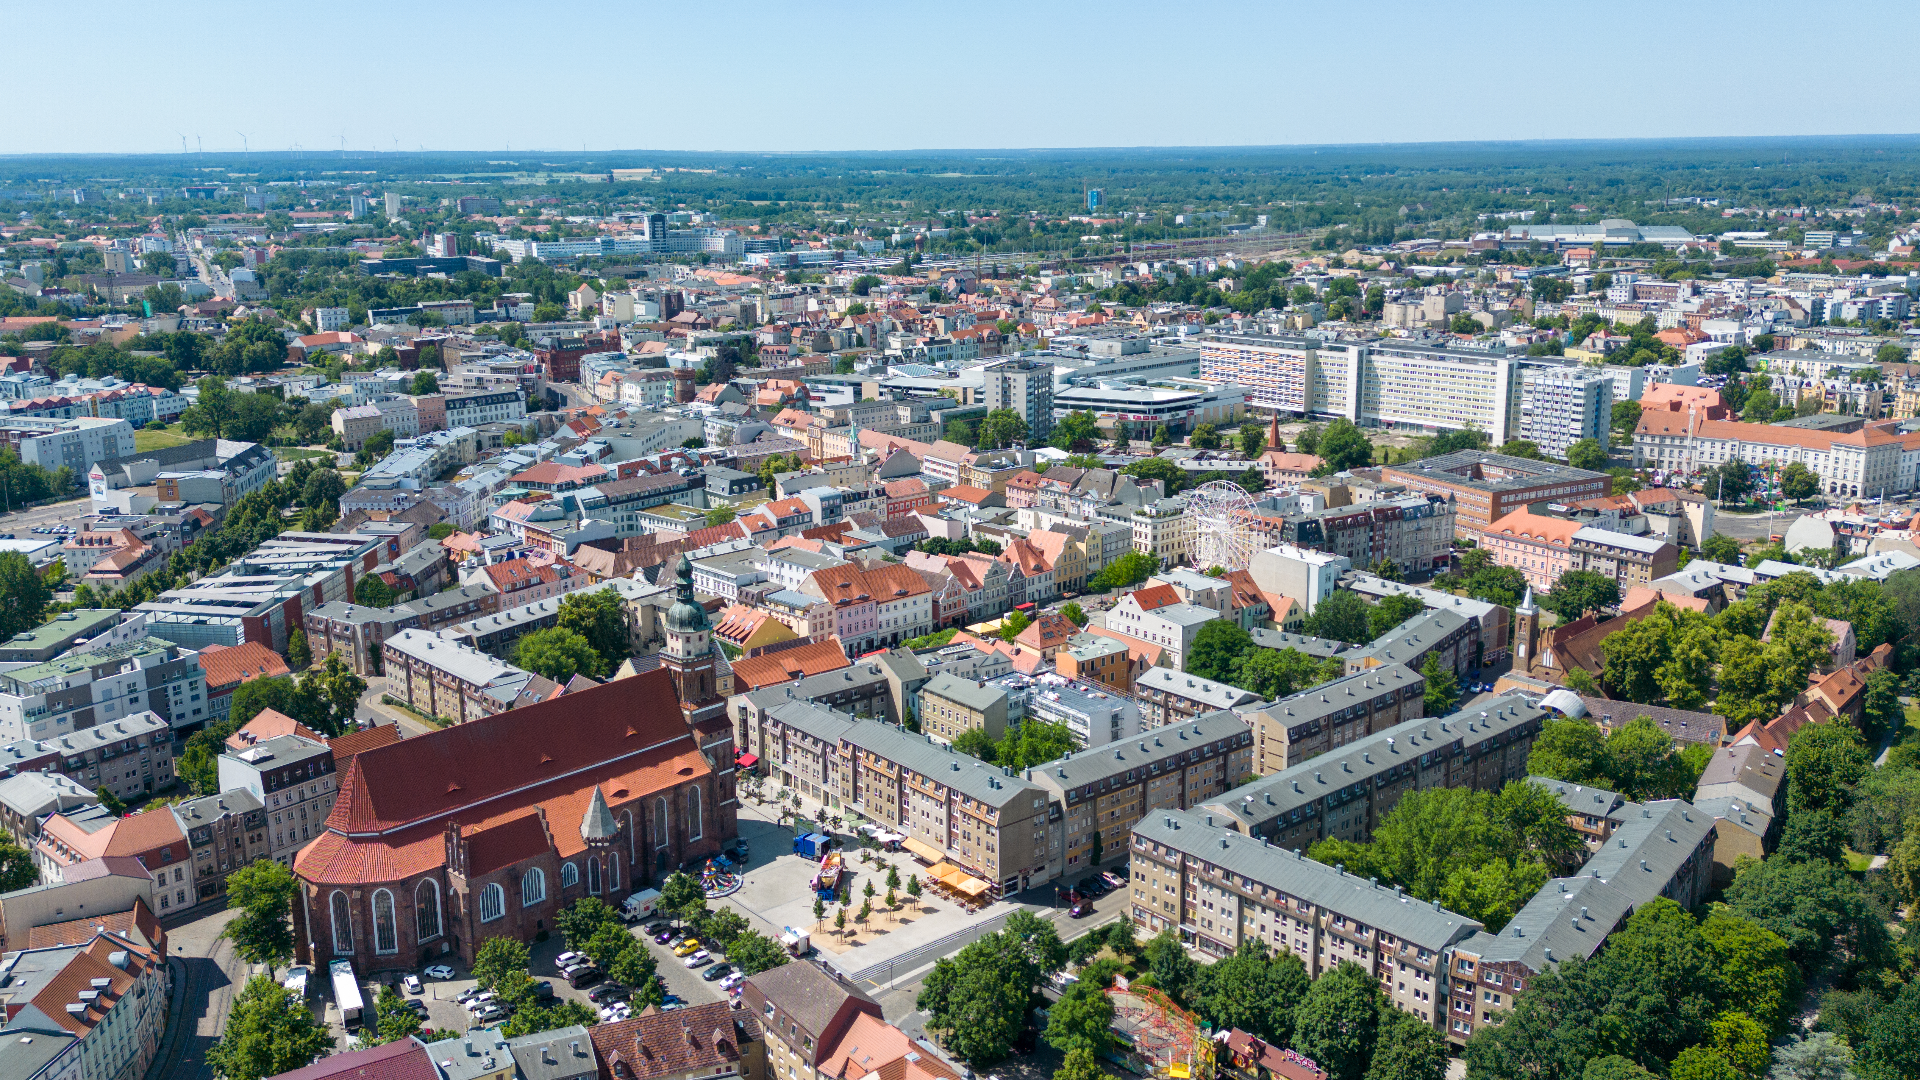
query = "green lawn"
(273, 447, 334, 461)
(133, 429, 193, 452)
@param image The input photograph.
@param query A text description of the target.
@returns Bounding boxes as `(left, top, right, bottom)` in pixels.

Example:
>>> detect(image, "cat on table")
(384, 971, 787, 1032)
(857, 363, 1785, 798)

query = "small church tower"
(661, 554, 726, 727)
(1514, 585, 1540, 672)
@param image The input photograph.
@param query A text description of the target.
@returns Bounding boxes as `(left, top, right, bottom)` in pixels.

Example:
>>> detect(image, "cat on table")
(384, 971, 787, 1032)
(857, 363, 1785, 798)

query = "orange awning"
(902, 837, 945, 865)
(925, 862, 955, 881)
(936, 866, 970, 886)
(955, 876, 990, 897)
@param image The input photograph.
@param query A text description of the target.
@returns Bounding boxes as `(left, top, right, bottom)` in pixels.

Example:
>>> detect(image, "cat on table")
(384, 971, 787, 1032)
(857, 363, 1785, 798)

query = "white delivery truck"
(329, 960, 364, 1030)
(622, 888, 662, 922)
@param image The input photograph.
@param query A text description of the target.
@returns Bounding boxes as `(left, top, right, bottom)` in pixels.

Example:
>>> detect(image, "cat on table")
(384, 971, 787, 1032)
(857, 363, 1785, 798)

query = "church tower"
(662, 554, 726, 727)
(1514, 585, 1540, 673)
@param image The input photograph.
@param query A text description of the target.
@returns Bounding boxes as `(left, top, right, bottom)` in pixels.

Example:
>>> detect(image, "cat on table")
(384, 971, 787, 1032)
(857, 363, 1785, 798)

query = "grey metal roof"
(1694, 743, 1783, 815)
(742, 959, 874, 1042)
(1248, 629, 1352, 660)
(1343, 607, 1469, 668)
(1458, 873, 1634, 970)
(1135, 809, 1484, 952)
(920, 672, 1008, 713)
(1240, 663, 1420, 733)
(173, 787, 264, 826)
(1135, 668, 1261, 711)
(744, 662, 893, 713)
(1344, 574, 1499, 620)
(1692, 795, 1771, 841)
(1207, 692, 1547, 834)
(839, 719, 1045, 810)
(1027, 711, 1250, 795)
(1528, 776, 1628, 822)
(1579, 799, 1716, 895)
(506, 1026, 597, 1080)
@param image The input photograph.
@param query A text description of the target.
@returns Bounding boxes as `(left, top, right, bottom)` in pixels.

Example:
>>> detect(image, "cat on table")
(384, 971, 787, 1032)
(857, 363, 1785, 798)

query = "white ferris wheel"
(1185, 480, 1258, 572)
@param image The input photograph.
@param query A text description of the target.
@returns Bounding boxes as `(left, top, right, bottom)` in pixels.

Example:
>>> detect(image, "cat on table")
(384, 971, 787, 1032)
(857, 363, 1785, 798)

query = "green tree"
(1364, 1007, 1450, 1080)
(285, 628, 312, 671)
(1726, 855, 1893, 982)
(1185, 620, 1254, 682)
(1302, 590, 1373, 644)
(1046, 978, 1116, 1055)
(317, 652, 366, 732)
(660, 871, 705, 926)
(1232, 647, 1341, 700)
(472, 936, 531, 992)
(0, 837, 37, 892)
(701, 907, 749, 951)
(1566, 438, 1609, 472)
(1700, 534, 1742, 565)
(726, 930, 791, 975)
(1239, 425, 1267, 459)
(1857, 983, 1920, 1080)
(1292, 961, 1382, 1080)
(996, 720, 1077, 771)
(583, 920, 639, 970)
(918, 936, 1030, 1065)
(0, 550, 51, 642)
(1420, 653, 1459, 715)
(354, 574, 394, 607)
(1315, 419, 1374, 472)
(1542, 570, 1621, 621)
(513, 628, 602, 682)
(1785, 720, 1870, 817)
(557, 588, 629, 673)
(1189, 940, 1310, 1047)
(1055, 1046, 1105, 1080)
(1367, 593, 1425, 638)
(1781, 461, 1820, 501)
(999, 610, 1031, 643)
(1190, 422, 1222, 449)
(95, 785, 126, 816)
(1089, 551, 1160, 591)
(428, 522, 456, 540)
(1497, 440, 1544, 460)
(1766, 1033, 1856, 1080)
(978, 409, 1029, 450)
(410, 371, 440, 395)
(1697, 910, 1798, 1034)
(609, 940, 660, 997)
(370, 984, 423, 1045)
(206, 975, 333, 1080)
(952, 727, 999, 763)
(503, 998, 599, 1039)
(556, 897, 621, 948)
(222, 859, 298, 973)
(1143, 929, 1199, 1002)
(1061, 602, 1087, 627)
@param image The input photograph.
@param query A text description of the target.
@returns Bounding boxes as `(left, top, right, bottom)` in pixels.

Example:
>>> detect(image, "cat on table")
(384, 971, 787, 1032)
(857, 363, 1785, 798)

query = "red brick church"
(293, 556, 736, 972)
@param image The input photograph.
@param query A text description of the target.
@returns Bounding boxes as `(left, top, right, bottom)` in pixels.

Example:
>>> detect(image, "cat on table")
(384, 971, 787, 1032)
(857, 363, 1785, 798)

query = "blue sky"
(8, 0, 1918, 156)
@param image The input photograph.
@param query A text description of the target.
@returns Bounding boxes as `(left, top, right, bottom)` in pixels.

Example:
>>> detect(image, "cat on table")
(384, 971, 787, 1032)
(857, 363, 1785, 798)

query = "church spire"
(581, 785, 617, 847)
(1517, 585, 1537, 615)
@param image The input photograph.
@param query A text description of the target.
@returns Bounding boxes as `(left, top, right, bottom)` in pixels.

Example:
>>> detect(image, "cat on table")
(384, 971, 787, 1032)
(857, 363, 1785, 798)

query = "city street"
(0, 495, 92, 537)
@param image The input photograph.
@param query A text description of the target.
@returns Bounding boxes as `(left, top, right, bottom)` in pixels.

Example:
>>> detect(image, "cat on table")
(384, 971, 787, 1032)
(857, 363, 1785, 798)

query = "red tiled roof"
(590, 1001, 744, 1080)
(730, 640, 852, 690)
(269, 1039, 438, 1080)
(199, 641, 291, 690)
(329, 723, 402, 768)
(1128, 583, 1182, 611)
(226, 708, 323, 752)
(319, 669, 700, 836)
(25, 897, 164, 957)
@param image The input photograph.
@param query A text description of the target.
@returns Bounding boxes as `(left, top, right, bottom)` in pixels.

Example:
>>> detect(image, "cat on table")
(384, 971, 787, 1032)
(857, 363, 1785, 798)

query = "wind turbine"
(236, 131, 248, 154)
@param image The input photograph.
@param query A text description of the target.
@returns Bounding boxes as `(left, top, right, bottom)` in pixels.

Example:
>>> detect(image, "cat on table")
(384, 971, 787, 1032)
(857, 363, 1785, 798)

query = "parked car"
(720, 972, 746, 991)
(673, 938, 703, 957)
(475, 1005, 506, 1024)
(531, 980, 554, 999)
(1069, 902, 1091, 918)
(404, 999, 430, 1017)
(645, 920, 670, 935)
(1101, 871, 1127, 889)
(702, 963, 734, 983)
(567, 966, 604, 989)
(424, 965, 456, 980)
(683, 950, 712, 968)
(402, 974, 422, 995)
(455, 987, 485, 1005)
(654, 928, 676, 944)
(661, 994, 684, 1007)
(556, 951, 584, 968)
(587, 984, 629, 1004)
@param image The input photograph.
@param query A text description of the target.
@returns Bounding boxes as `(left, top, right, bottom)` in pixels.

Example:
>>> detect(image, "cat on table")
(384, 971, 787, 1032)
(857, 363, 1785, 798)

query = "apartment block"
(1240, 664, 1424, 775)
(381, 628, 532, 725)
(1383, 451, 1612, 539)
(917, 672, 1009, 745)
(1519, 367, 1613, 458)
(1269, 495, 1456, 581)
(173, 787, 268, 904)
(0, 711, 175, 803)
(1131, 810, 1479, 1034)
(1030, 711, 1252, 874)
(216, 734, 338, 868)
(1134, 668, 1261, 728)
(0, 638, 206, 743)
(0, 931, 169, 1080)
(1198, 693, 1548, 849)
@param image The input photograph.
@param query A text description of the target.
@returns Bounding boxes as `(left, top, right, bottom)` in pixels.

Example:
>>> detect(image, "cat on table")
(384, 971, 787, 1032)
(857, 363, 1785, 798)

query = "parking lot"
(336, 911, 733, 1044)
